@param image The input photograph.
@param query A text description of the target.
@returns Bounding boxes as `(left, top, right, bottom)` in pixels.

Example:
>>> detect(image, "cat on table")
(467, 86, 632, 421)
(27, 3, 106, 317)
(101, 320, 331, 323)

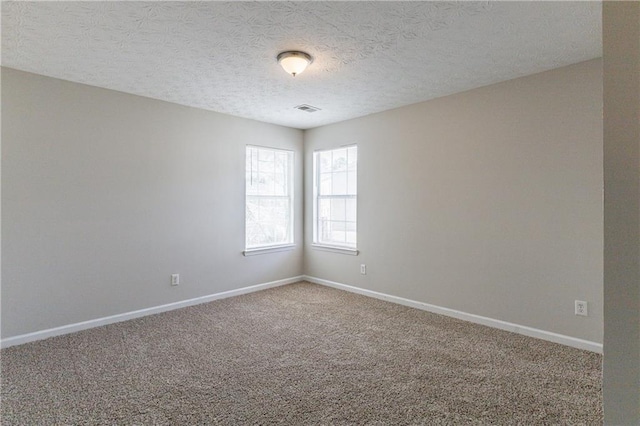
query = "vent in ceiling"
(294, 104, 321, 113)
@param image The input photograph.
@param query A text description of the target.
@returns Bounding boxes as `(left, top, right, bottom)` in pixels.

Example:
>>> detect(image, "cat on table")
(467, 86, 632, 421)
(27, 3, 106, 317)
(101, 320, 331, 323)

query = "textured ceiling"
(2, 1, 601, 129)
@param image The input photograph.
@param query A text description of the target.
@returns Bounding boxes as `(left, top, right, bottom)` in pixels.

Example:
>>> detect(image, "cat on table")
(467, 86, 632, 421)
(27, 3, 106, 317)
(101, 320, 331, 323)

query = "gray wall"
(603, 2, 640, 423)
(305, 60, 603, 343)
(2, 60, 605, 346)
(1, 68, 304, 338)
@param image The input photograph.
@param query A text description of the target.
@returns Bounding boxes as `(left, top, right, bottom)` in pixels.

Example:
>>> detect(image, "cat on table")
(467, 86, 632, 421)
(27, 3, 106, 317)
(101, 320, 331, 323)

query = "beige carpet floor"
(1, 282, 602, 425)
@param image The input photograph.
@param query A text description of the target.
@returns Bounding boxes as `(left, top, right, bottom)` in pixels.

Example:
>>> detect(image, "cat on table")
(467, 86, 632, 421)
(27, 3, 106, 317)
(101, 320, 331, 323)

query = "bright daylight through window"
(313, 146, 357, 250)
(245, 146, 294, 251)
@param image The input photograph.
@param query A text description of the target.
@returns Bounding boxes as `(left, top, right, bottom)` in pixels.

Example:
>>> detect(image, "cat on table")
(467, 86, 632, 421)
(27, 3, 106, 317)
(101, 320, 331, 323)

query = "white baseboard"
(304, 275, 603, 354)
(0, 276, 304, 349)
(3, 275, 603, 354)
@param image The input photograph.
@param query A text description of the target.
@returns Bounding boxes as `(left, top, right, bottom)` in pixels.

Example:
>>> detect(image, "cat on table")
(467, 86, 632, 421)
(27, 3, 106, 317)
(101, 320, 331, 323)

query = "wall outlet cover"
(575, 300, 588, 316)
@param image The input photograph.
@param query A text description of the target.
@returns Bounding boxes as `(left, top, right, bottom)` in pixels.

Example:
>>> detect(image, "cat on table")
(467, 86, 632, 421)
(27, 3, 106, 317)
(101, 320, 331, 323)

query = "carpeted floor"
(1, 282, 602, 424)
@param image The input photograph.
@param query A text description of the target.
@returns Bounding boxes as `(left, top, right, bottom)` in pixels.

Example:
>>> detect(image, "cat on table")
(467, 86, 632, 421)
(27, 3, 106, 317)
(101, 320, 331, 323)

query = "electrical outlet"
(575, 300, 588, 316)
(171, 274, 180, 286)
(360, 264, 366, 275)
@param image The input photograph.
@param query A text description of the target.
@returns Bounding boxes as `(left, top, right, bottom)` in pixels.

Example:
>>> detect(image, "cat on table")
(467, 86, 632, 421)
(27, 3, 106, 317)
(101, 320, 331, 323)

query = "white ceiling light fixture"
(277, 51, 313, 77)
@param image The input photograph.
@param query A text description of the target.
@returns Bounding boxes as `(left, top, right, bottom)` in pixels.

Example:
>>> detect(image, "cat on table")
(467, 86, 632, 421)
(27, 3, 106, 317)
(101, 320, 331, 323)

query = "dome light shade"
(277, 51, 313, 77)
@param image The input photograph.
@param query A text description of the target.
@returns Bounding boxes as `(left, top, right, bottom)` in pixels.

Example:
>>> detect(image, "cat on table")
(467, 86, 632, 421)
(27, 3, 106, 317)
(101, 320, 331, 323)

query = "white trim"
(303, 275, 603, 354)
(311, 244, 359, 256)
(0, 276, 304, 349)
(243, 244, 296, 256)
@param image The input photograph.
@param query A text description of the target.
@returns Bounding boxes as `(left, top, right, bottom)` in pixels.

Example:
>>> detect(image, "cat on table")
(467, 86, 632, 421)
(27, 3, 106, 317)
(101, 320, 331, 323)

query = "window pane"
(319, 198, 331, 219)
(274, 169, 286, 196)
(272, 199, 290, 241)
(332, 148, 347, 171)
(332, 171, 347, 195)
(328, 221, 346, 243)
(319, 217, 329, 241)
(331, 199, 346, 221)
(275, 151, 287, 174)
(252, 197, 289, 245)
(257, 172, 274, 195)
(332, 221, 347, 231)
(259, 149, 275, 173)
(320, 151, 332, 174)
(320, 173, 332, 195)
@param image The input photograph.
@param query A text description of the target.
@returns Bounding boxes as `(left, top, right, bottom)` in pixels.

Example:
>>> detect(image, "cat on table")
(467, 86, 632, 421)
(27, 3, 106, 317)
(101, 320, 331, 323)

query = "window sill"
(311, 244, 359, 256)
(243, 244, 296, 256)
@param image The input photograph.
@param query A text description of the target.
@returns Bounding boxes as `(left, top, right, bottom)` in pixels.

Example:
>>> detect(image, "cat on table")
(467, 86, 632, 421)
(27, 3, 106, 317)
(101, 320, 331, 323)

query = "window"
(245, 146, 294, 252)
(313, 145, 357, 251)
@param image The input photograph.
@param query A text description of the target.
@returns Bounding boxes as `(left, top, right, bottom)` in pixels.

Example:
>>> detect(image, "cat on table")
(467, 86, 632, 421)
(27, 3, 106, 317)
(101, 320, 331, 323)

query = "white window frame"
(312, 145, 359, 255)
(244, 145, 295, 256)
